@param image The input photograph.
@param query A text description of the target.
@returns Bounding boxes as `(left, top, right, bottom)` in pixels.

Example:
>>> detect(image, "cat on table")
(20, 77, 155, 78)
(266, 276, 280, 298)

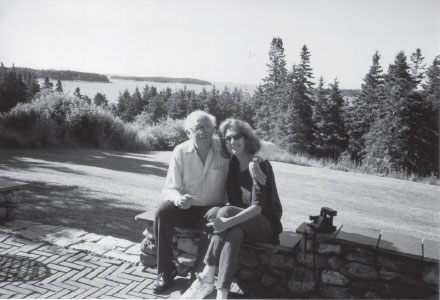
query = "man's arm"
(249, 141, 275, 186)
(162, 150, 186, 206)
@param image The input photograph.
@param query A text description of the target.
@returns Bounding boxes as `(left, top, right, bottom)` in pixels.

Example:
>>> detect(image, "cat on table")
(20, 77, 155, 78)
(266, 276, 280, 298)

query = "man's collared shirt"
(162, 137, 229, 206)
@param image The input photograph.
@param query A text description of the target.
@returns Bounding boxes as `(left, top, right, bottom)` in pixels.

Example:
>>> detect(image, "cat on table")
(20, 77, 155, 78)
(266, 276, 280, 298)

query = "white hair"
(184, 110, 216, 131)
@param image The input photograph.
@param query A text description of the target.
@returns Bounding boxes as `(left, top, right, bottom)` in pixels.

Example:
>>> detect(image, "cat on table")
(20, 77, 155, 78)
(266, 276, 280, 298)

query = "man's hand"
(249, 160, 266, 188)
(176, 194, 197, 209)
(206, 217, 230, 233)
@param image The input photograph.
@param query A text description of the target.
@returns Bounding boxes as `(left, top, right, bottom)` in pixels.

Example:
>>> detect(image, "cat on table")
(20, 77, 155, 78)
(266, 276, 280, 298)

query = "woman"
(181, 118, 283, 299)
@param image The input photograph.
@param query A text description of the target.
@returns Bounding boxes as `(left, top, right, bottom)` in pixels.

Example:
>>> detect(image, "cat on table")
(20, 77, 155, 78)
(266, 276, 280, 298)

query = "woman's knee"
(224, 226, 244, 243)
(217, 206, 243, 218)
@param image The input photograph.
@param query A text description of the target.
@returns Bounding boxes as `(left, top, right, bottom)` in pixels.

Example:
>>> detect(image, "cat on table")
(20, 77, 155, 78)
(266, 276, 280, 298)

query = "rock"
(5, 191, 19, 204)
(375, 255, 421, 275)
(379, 267, 412, 282)
(423, 262, 439, 285)
(140, 253, 157, 267)
(320, 284, 351, 299)
(287, 266, 315, 295)
(177, 253, 197, 267)
(363, 290, 382, 299)
(328, 256, 345, 271)
(236, 267, 262, 283)
(321, 270, 349, 286)
(140, 238, 156, 255)
(318, 243, 342, 255)
(261, 272, 278, 286)
(341, 262, 378, 280)
(354, 247, 373, 255)
(300, 238, 314, 251)
(297, 251, 328, 269)
(238, 248, 259, 268)
(177, 238, 198, 256)
(345, 252, 374, 265)
(259, 253, 295, 270)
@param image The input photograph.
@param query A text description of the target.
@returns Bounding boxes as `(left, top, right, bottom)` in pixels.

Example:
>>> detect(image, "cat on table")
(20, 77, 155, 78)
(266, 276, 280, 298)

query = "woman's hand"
(206, 217, 230, 233)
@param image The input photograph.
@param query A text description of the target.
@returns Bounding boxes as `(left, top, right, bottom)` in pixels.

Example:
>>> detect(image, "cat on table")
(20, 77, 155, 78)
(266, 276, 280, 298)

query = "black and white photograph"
(0, 0, 439, 298)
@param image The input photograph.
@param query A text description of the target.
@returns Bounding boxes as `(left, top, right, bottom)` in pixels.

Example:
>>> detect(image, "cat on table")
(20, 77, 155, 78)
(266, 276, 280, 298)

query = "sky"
(0, 0, 439, 89)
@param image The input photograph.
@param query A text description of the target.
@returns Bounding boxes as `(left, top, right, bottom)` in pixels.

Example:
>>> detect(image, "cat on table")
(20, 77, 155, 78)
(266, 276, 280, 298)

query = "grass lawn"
(0, 147, 439, 243)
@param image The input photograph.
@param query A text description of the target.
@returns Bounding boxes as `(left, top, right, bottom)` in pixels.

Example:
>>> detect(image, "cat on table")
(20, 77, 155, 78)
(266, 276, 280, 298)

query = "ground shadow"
(0, 254, 51, 282)
(0, 148, 169, 177)
(15, 181, 150, 242)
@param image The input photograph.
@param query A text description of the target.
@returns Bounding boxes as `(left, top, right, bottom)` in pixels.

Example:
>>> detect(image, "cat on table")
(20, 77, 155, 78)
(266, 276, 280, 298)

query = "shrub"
(0, 92, 144, 150)
(138, 118, 187, 150)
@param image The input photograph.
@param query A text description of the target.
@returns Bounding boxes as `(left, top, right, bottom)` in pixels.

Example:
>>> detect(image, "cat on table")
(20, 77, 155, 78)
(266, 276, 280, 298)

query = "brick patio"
(0, 221, 189, 299)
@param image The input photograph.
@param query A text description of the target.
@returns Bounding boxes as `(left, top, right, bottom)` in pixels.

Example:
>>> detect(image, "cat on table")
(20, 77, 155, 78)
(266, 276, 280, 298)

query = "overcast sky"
(0, 0, 439, 89)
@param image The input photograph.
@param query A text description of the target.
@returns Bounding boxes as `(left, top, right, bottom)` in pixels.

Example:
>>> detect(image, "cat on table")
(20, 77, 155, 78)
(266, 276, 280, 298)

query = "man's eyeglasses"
(224, 133, 243, 142)
(190, 126, 213, 134)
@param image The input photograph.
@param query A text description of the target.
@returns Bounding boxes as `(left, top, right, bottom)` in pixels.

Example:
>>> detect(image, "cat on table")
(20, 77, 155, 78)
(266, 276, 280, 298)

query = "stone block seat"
(135, 210, 302, 252)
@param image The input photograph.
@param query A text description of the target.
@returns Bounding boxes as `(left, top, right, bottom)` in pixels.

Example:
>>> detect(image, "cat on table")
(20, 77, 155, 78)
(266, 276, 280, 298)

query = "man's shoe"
(180, 275, 215, 299)
(152, 264, 178, 294)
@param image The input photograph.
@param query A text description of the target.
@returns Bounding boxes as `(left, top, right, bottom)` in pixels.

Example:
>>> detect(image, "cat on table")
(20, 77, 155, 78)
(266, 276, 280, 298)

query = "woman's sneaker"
(180, 275, 214, 299)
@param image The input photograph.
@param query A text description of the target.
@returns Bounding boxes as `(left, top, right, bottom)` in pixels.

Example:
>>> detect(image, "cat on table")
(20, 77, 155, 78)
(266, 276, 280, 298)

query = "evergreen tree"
(74, 87, 82, 99)
(82, 95, 91, 105)
(43, 77, 53, 90)
(168, 87, 188, 120)
(93, 92, 108, 107)
(255, 37, 288, 141)
(409, 48, 426, 89)
(283, 45, 315, 154)
(117, 89, 133, 122)
(364, 51, 430, 174)
(346, 51, 385, 161)
(312, 77, 329, 156)
(55, 80, 63, 92)
(0, 65, 27, 112)
(148, 94, 167, 125)
(204, 86, 221, 125)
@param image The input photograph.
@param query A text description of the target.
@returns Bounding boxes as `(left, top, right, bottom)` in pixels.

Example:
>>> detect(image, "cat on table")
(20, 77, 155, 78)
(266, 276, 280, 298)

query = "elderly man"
(153, 110, 270, 294)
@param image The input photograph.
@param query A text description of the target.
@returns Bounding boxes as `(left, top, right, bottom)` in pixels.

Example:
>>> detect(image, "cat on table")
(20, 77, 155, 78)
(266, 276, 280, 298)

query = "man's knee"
(155, 201, 176, 220)
(217, 206, 242, 218)
(204, 206, 221, 222)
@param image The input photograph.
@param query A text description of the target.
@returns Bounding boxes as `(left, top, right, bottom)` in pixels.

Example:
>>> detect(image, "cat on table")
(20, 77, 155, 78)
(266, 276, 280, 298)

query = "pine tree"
(364, 51, 431, 174)
(43, 77, 53, 90)
(283, 45, 315, 154)
(346, 51, 385, 161)
(148, 94, 167, 125)
(254, 37, 288, 141)
(0, 65, 27, 112)
(55, 80, 63, 92)
(74, 87, 82, 99)
(93, 92, 108, 107)
(409, 48, 426, 89)
(312, 77, 329, 156)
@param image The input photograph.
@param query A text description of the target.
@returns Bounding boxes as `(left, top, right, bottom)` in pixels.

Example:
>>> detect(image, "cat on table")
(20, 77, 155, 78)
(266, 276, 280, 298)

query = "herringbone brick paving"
(0, 234, 183, 299)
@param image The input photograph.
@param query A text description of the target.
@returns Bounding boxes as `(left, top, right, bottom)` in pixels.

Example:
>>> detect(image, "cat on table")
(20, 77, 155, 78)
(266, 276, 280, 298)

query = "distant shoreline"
(110, 75, 211, 85)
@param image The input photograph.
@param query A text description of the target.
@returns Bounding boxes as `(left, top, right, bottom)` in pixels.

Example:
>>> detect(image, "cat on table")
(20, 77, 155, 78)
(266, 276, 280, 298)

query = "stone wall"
(138, 218, 439, 299)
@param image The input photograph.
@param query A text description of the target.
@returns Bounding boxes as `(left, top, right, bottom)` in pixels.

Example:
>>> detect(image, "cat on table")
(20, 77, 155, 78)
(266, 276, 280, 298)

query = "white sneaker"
(180, 276, 215, 299)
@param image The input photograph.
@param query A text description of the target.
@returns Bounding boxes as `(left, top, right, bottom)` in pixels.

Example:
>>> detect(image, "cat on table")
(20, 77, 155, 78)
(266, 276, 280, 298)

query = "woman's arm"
(207, 205, 262, 233)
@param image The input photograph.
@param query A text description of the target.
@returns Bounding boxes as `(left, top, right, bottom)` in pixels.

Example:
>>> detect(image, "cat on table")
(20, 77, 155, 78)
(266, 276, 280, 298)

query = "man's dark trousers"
(154, 201, 220, 274)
